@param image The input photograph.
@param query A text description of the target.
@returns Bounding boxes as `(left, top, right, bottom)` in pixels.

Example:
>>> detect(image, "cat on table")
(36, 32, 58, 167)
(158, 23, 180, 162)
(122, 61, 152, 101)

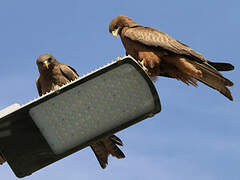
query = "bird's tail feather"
(90, 135, 125, 169)
(103, 135, 125, 159)
(91, 141, 109, 169)
(207, 61, 234, 71)
(189, 60, 234, 101)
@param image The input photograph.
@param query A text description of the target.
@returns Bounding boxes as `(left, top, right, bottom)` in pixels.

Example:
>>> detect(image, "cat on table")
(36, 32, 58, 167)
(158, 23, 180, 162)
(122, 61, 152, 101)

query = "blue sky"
(0, 0, 239, 179)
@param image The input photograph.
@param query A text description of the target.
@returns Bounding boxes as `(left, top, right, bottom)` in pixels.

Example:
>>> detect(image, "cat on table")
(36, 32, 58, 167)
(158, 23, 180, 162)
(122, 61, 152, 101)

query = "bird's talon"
(143, 66, 148, 72)
(140, 60, 148, 72)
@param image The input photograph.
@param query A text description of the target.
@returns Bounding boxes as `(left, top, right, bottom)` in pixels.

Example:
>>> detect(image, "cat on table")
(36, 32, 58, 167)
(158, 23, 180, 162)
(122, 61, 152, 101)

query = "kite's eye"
(114, 25, 118, 30)
(39, 61, 43, 65)
(48, 57, 52, 62)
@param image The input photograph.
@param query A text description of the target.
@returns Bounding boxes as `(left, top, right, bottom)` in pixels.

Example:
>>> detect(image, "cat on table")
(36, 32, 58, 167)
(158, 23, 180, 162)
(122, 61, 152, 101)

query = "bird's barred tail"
(189, 60, 234, 101)
(90, 135, 125, 169)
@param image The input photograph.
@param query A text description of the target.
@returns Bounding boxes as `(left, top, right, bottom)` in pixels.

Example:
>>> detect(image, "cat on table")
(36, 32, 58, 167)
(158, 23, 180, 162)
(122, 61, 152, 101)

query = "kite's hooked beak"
(43, 60, 49, 69)
(112, 27, 120, 38)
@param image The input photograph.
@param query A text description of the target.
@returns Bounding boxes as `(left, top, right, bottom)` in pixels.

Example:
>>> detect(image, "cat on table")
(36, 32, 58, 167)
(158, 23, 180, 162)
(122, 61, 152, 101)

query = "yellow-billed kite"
(36, 53, 125, 169)
(109, 15, 234, 101)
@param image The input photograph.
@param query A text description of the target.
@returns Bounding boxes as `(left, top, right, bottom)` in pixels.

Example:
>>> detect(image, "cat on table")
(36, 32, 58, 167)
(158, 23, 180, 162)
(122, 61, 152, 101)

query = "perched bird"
(36, 53, 125, 168)
(109, 15, 234, 101)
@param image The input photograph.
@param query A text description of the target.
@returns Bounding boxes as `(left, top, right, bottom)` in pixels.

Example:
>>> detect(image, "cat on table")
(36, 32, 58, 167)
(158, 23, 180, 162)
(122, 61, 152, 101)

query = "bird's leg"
(140, 59, 148, 72)
(53, 85, 61, 94)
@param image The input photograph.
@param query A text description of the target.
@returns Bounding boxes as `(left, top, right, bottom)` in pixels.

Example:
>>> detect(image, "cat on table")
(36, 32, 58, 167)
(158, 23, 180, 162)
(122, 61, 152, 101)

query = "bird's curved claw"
(140, 59, 148, 72)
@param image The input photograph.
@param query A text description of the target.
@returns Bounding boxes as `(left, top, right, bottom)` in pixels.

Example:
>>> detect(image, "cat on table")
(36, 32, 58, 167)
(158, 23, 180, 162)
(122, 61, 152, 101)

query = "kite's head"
(36, 53, 58, 72)
(109, 15, 138, 38)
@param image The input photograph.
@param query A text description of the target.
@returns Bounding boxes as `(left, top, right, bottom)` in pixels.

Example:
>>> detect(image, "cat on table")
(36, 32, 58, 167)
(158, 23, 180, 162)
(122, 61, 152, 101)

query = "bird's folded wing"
(60, 64, 79, 81)
(124, 26, 206, 61)
(36, 78, 42, 96)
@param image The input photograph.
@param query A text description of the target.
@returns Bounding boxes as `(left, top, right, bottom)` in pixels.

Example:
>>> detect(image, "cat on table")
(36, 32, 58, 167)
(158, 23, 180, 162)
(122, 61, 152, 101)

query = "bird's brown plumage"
(109, 15, 234, 101)
(0, 152, 5, 165)
(36, 53, 125, 168)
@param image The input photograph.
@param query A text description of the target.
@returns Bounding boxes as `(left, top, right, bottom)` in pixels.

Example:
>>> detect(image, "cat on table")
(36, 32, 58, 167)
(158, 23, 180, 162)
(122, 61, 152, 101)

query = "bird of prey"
(36, 53, 125, 168)
(109, 15, 234, 101)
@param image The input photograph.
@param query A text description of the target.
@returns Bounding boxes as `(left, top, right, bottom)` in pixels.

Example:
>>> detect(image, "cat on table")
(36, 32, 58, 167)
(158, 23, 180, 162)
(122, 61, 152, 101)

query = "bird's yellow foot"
(140, 59, 148, 72)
